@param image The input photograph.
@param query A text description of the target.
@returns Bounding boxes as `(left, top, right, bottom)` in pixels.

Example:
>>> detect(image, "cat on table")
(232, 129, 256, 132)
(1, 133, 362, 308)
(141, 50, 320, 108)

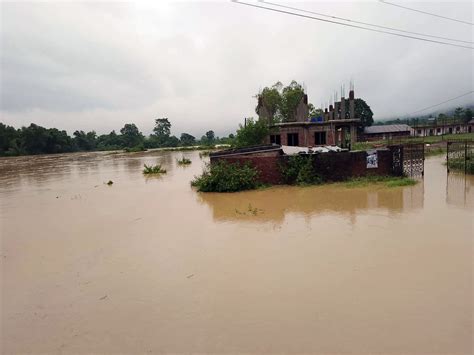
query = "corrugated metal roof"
(364, 124, 412, 134)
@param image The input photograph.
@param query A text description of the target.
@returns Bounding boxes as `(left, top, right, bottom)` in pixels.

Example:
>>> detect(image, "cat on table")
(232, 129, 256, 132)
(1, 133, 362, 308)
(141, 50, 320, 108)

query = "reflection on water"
(1, 152, 472, 354)
(197, 182, 425, 224)
(446, 171, 474, 208)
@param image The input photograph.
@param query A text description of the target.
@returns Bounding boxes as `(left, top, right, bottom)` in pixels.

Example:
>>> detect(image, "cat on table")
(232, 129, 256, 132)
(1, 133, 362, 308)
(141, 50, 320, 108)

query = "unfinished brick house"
(258, 89, 360, 149)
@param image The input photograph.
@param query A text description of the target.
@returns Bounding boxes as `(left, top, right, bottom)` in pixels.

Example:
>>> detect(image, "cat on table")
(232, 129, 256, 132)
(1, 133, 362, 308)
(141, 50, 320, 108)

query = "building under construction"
(258, 88, 361, 149)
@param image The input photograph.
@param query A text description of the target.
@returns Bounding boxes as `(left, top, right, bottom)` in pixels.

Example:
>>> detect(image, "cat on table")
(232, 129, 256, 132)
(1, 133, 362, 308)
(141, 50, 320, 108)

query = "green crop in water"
(143, 164, 167, 174)
(177, 156, 192, 165)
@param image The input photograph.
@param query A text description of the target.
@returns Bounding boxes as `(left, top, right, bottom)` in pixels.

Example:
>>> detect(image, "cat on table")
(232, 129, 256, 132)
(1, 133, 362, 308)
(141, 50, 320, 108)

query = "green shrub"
(280, 155, 322, 185)
(177, 156, 192, 165)
(191, 160, 260, 192)
(143, 164, 166, 174)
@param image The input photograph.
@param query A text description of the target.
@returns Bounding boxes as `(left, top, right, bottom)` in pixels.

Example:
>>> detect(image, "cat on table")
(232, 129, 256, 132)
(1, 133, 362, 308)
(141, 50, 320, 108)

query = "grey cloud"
(1, 1, 473, 137)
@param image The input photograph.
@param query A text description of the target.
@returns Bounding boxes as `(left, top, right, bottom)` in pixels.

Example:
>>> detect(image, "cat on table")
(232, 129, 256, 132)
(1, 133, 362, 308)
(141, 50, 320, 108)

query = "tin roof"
(364, 124, 411, 134)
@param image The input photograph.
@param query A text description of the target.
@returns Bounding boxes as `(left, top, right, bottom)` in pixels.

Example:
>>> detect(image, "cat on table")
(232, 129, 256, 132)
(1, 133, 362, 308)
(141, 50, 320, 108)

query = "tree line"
(375, 107, 473, 126)
(0, 119, 235, 156)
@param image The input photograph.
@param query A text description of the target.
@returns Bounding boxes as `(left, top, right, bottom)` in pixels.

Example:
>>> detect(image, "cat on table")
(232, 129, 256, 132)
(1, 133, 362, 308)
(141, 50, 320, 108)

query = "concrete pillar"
(340, 97, 346, 119)
(349, 90, 355, 119)
(350, 124, 357, 146)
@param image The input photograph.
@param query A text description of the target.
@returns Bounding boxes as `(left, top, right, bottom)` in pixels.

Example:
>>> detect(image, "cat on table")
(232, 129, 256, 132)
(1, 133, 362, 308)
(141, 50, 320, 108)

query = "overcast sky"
(1, 0, 473, 137)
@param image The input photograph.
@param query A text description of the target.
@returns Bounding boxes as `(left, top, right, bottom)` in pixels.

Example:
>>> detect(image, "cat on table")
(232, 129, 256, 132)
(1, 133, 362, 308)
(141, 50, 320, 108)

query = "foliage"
(151, 118, 173, 147)
(344, 98, 374, 128)
(463, 108, 472, 124)
(280, 155, 322, 185)
(234, 118, 269, 148)
(256, 80, 307, 123)
(177, 156, 192, 165)
(191, 161, 260, 192)
(280, 81, 305, 122)
(120, 123, 144, 148)
(143, 164, 167, 174)
(180, 133, 196, 146)
(255, 84, 283, 123)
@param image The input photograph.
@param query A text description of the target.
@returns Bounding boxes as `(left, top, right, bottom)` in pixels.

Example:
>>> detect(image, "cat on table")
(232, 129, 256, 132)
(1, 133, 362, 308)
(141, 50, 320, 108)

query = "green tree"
(180, 133, 196, 146)
(463, 108, 473, 123)
(153, 118, 171, 139)
(280, 81, 305, 122)
(454, 107, 464, 120)
(344, 98, 374, 127)
(235, 118, 269, 148)
(120, 123, 143, 148)
(0, 123, 20, 155)
(256, 83, 283, 123)
(73, 130, 97, 151)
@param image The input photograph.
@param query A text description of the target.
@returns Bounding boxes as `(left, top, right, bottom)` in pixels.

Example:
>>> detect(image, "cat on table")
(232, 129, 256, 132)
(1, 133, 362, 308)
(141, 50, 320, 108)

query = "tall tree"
(463, 108, 473, 123)
(180, 133, 196, 146)
(454, 107, 464, 120)
(344, 98, 374, 128)
(120, 123, 143, 148)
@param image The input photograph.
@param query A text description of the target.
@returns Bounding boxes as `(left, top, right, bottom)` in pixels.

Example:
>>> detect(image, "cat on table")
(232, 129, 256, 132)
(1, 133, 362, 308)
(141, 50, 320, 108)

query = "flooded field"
(1, 150, 472, 354)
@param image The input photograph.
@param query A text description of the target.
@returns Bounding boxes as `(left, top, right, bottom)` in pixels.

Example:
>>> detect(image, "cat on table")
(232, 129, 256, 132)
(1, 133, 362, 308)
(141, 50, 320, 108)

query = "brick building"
(258, 89, 360, 148)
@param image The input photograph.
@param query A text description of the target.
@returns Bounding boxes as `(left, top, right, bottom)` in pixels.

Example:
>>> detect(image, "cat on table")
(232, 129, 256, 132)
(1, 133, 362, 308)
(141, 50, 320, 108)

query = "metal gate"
(389, 143, 424, 177)
(447, 141, 473, 174)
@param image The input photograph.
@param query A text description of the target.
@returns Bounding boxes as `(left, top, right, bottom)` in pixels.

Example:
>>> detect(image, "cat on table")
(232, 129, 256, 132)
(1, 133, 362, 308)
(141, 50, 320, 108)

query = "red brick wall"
(211, 148, 394, 185)
(210, 151, 283, 184)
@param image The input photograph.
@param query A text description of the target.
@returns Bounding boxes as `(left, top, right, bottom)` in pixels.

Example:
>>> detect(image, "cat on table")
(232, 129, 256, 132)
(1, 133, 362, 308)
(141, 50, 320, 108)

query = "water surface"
(1, 151, 472, 354)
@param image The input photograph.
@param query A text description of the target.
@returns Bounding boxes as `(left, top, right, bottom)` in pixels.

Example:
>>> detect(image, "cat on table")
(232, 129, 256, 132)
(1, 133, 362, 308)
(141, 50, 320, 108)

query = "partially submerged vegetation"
(280, 155, 322, 185)
(143, 164, 167, 175)
(177, 156, 192, 165)
(340, 175, 417, 188)
(191, 161, 260, 192)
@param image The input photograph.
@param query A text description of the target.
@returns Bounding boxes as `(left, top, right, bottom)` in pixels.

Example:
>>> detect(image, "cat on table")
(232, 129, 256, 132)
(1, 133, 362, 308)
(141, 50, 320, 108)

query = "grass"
(177, 156, 192, 165)
(143, 164, 167, 174)
(340, 175, 418, 188)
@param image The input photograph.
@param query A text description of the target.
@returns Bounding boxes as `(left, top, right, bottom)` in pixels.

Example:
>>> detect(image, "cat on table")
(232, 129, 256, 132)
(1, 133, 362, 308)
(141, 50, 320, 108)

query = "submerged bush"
(191, 160, 260, 192)
(177, 156, 192, 165)
(280, 155, 322, 185)
(143, 164, 166, 174)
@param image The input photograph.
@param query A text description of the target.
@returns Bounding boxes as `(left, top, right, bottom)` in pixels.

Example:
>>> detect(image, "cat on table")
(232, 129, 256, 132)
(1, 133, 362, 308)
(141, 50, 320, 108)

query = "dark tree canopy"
(120, 123, 144, 148)
(153, 118, 171, 138)
(180, 133, 196, 146)
(344, 98, 374, 128)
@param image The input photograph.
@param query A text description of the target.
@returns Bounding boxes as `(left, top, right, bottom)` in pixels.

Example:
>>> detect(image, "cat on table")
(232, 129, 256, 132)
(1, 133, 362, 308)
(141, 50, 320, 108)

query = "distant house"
(363, 124, 411, 141)
(412, 121, 471, 137)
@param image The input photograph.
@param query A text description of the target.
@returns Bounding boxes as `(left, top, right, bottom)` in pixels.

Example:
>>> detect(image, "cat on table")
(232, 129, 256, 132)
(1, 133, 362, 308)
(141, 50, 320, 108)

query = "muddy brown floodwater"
(0, 151, 472, 354)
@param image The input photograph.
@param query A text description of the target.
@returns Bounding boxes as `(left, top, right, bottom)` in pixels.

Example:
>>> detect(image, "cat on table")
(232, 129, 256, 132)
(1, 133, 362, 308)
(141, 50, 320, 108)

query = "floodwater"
(1, 151, 472, 354)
